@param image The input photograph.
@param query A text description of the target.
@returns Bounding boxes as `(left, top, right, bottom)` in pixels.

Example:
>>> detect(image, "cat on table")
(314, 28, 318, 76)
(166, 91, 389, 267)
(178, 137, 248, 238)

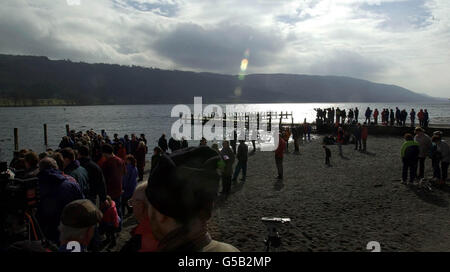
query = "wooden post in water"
(44, 124, 48, 149)
(14, 128, 18, 151)
(66, 124, 70, 136)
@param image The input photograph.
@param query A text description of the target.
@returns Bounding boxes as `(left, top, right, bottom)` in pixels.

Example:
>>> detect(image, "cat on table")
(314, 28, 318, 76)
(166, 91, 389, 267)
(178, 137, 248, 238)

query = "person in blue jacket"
(122, 155, 138, 217)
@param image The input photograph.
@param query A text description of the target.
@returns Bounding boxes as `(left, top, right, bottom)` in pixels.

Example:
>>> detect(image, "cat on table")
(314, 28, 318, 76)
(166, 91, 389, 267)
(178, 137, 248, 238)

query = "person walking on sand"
(232, 140, 248, 183)
(275, 133, 286, 179)
(414, 127, 431, 179)
(400, 133, 419, 185)
(323, 145, 331, 166)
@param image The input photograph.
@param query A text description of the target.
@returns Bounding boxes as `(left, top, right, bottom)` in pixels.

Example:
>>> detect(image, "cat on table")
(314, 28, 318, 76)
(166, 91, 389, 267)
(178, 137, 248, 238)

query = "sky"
(0, 0, 449, 98)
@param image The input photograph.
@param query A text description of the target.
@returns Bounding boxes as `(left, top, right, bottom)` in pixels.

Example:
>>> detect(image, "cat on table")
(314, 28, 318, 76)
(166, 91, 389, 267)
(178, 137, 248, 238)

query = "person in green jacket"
(400, 134, 420, 184)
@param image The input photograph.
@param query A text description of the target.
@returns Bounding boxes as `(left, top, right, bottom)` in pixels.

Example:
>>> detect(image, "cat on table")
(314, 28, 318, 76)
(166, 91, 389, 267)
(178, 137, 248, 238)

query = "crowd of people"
(400, 128, 449, 186)
(316, 107, 430, 128)
(6, 129, 239, 252)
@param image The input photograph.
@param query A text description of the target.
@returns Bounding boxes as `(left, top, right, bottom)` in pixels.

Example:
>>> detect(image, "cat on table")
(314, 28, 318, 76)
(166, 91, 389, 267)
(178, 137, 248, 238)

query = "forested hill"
(0, 54, 438, 106)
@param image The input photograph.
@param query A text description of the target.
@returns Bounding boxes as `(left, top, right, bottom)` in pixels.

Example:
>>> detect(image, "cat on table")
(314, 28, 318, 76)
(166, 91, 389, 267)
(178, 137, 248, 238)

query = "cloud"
(0, 0, 449, 97)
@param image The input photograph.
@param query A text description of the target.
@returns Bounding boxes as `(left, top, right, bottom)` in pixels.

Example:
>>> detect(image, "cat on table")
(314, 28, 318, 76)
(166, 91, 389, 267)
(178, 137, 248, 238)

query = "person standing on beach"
(135, 141, 147, 181)
(390, 109, 395, 126)
(400, 133, 419, 184)
(373, 109, 379, 125)
(220, 141, 235, 195)
(365, 107, 372, 124)
(275, 133, 286, 179)
(361, 123, 368, 152)
(432, 134, 449, 185)
(158, 134, 168, 153)
(232, 140, 248, 183)
(77, 145, 107, 205)
(100, 144, 126, 227)
(61, 148, 90, 198)
(414, 127, 432, 179)
(395, 107, 401, 126)
(145, 146, 239, 252)
(418, 109, 424, 127)
(337, 127, 344, 156)
(424, 109, 429, 128)
(348, 109, 354, 123)
(150, 146, 163, 173)
(122, 155, 138, 217)
(353, 123, 362, 151)
(410, 109, 416, 127)
(354, 107, 359, 123)
(323, 145, 331, 166)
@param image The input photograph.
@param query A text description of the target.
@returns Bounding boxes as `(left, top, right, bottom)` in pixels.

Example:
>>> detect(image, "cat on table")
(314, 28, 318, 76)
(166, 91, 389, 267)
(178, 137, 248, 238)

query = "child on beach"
(323, 145, 331, 166)
(100, 195, 121, 249)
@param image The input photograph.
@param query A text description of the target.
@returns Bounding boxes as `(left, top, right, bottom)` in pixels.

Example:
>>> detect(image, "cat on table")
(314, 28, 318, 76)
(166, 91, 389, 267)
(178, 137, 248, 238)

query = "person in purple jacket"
(122, 155, 138, 217)
(36, 157, 83, 245)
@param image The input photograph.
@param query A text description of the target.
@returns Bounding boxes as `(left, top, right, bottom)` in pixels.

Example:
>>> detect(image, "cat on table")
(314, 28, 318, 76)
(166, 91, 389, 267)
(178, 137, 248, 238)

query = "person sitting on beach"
(144, 146, 239, 252)
(120, 182, 159, 252)
(232, 140, 248, 183)
(400, 133, 419, 185)
(58, 199, 103, 252)
(323, 145, 331, 166)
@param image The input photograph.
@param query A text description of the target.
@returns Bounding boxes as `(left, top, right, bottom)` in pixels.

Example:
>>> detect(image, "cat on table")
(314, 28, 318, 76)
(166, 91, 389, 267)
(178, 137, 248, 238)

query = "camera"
(0, 162, 41, 249)
(261, 217, 291, 251)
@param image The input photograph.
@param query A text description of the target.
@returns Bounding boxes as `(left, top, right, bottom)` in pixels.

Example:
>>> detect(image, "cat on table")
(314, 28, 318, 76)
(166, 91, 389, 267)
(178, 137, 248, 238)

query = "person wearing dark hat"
(145, 146, 239, 252)
(58, 199, 103, 252)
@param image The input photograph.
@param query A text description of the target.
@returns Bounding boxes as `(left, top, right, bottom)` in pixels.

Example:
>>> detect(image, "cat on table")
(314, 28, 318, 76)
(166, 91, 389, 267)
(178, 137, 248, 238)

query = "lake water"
(1, 102, 449, 161)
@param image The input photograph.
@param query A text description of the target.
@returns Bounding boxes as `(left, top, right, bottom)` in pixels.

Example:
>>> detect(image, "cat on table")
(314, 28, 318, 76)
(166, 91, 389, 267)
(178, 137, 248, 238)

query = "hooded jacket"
(36, 168, 83, 244)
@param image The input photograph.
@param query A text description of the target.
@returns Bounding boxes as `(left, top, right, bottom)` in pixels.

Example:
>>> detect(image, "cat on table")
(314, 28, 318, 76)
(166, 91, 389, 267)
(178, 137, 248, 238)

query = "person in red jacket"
(418, 109, 425, 127)
(99, 196, 120, 249)
(100, 144, 126, 227)
(275, 132, 286, 180)
(373, 109, 379, 125)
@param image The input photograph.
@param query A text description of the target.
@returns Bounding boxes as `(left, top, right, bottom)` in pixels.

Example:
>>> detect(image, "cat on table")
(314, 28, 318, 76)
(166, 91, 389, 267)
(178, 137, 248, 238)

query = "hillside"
(0, 54, 438, 106)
